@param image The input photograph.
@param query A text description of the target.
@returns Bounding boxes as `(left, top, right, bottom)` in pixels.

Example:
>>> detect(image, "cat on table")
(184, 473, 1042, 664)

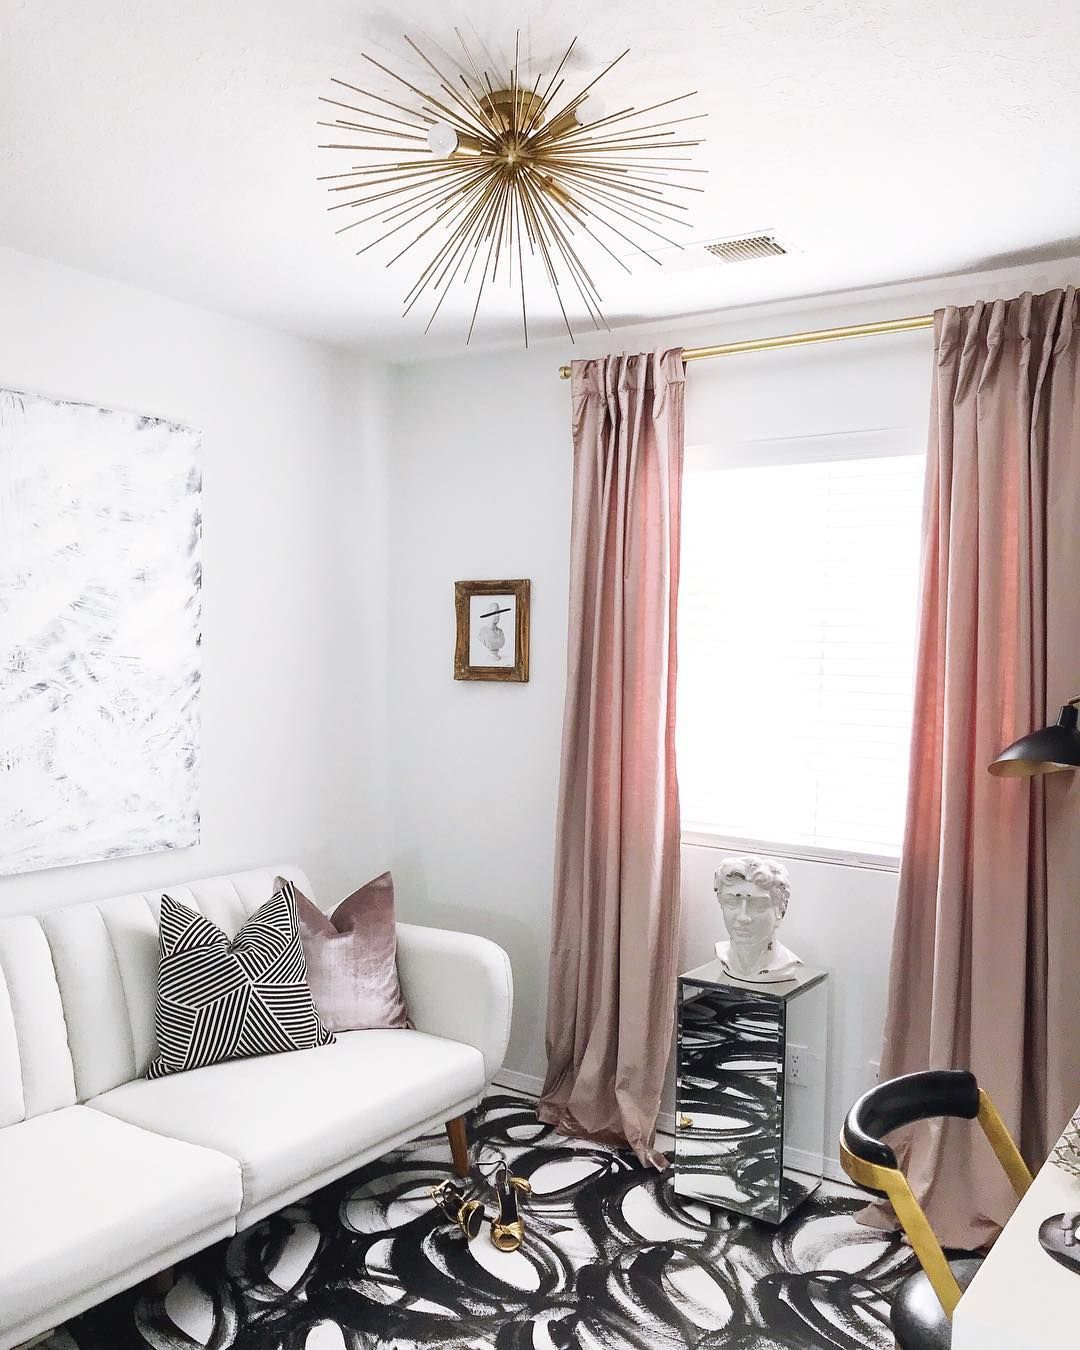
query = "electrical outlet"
(787, 1045, 807, 1087)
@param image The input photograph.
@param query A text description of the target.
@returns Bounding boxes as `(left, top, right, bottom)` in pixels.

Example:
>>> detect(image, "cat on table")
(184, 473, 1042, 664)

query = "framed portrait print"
(454, 579, 530, 682)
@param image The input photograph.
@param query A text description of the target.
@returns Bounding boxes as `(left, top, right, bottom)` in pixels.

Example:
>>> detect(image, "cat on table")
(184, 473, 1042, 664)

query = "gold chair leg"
(445, 1115, 470, 1178)
(977, 1090, 1034, 1199)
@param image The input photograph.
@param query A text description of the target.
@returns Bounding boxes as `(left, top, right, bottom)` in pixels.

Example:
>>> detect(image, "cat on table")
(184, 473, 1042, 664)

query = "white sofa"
(0, 863, 513, 1350)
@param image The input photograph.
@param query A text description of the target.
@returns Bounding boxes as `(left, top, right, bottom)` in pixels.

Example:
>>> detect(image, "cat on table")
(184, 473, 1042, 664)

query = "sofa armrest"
(395, 923, 513, 1085)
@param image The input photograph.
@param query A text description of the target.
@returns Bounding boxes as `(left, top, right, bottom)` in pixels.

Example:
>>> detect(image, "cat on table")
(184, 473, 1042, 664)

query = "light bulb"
(427, 122, 459, 157)
(545, 92, 611, 140)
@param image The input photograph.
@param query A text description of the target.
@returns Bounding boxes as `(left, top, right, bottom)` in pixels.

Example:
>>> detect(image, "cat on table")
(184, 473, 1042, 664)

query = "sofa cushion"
(148, 884, 334, 1079)
(0, 916, 79, 1126)
(286, 871, 410, 1033)
(0, 1106, 242, 1332)
(91, 1029, 486, 1211)
(36, 864, 315, 1100)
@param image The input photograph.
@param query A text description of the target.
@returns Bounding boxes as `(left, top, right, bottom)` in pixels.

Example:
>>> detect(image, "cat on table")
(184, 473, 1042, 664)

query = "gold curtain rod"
(556, 313, 935, 379)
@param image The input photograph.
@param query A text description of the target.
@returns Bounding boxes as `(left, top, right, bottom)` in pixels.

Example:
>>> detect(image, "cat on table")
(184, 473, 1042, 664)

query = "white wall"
(0, 246, 391, 916)
(385, 346, 571, 1079)
(385, 257, 1080, 1160)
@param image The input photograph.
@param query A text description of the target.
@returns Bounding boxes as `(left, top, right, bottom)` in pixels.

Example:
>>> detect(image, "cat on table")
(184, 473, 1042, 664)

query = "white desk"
(953, 1144, 1080, 1347)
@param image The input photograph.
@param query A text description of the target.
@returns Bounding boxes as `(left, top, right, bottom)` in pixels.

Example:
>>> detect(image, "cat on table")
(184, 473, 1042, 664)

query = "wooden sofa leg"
(148, 1266, 175, 1296)
(446, 1115, 471, 1178)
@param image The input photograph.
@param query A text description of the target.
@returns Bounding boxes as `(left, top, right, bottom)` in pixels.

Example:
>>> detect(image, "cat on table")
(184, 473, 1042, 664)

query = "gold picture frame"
(454, 579, 530, 682)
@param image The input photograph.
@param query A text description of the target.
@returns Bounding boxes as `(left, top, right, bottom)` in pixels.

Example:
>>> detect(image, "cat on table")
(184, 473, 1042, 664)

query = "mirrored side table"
(674, 959, 829, 1225)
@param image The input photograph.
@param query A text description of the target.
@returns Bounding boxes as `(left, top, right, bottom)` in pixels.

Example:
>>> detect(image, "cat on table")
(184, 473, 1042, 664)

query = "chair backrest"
(0, 862, 311, 1127)
(839, 1069, 1033, 1318)
(843, 1068, 981, 1173)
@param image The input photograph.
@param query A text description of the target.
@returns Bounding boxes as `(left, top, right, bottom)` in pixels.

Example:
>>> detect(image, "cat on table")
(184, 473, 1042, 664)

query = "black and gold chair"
(840, 1069, 1033, 1350)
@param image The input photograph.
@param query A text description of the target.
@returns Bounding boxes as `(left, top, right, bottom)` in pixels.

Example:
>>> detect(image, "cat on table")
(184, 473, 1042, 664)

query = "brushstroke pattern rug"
(45, 1093, 917, 1350)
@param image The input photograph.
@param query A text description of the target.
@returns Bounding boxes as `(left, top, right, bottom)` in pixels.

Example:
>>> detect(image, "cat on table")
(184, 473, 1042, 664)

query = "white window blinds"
(677, 436, 925, 862)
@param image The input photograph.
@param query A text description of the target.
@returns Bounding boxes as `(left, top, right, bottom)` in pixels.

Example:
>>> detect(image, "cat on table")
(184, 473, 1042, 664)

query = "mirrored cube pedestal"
(674, 960, 829, 1225)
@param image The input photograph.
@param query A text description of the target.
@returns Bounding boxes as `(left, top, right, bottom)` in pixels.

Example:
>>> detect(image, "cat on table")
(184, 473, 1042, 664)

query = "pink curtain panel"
(869, 289, 1080, 1249)
(539, 349, 685, 1169)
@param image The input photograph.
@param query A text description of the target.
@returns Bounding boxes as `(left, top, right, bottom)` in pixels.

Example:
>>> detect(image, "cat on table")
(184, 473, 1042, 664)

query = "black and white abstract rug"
(45, 1093, 917, 1350)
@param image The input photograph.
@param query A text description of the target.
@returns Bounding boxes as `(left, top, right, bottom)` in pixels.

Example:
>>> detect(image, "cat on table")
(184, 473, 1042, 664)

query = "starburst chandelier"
(318, 33, 704, 345)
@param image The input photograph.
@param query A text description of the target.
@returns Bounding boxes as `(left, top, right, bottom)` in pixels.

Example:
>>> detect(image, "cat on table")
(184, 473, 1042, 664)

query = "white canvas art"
(0, 388, 202, 876)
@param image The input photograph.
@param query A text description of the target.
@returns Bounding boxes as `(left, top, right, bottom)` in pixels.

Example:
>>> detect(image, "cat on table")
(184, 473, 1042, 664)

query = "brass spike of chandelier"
(318, 32, 705, 345)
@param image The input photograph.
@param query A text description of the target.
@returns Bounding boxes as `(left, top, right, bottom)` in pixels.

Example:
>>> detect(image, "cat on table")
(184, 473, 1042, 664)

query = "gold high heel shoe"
(485, 1161, 532, 1252)
(429, 1178, 484, 1240)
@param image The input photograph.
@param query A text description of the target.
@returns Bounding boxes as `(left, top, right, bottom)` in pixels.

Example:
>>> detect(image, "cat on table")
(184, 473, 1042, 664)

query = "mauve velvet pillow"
(277, 872, 409, 1033)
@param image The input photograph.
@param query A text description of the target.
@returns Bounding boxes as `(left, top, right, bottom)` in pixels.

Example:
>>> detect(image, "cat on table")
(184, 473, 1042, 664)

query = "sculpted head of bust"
(713, 855, 801, 984)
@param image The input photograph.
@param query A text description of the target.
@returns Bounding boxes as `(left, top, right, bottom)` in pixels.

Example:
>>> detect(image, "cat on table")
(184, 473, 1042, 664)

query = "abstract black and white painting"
(0, 387, 201, 876)
(45, 1092, 927, 1350)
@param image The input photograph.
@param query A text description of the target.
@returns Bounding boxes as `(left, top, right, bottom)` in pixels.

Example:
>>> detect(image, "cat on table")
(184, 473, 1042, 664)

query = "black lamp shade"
(989, 702, 1080, 778)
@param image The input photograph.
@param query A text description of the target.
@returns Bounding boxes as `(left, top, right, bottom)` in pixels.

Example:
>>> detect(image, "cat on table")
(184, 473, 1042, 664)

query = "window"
(677, 432, 924, 865)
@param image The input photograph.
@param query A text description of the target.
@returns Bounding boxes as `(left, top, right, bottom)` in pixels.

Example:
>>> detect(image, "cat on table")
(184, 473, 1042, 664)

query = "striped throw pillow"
(148, 879, 334, 1079)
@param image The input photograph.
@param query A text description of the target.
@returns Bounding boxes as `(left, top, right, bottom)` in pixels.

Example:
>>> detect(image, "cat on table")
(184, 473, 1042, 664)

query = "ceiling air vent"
(704, 233, 788, 264)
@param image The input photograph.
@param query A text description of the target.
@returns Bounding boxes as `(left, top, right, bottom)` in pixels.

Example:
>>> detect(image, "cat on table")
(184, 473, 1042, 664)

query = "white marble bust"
(714, 855, 802, 984)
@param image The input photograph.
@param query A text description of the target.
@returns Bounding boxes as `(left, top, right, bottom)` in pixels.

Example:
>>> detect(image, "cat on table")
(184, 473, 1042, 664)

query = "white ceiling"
(2, 0, 1079, 360)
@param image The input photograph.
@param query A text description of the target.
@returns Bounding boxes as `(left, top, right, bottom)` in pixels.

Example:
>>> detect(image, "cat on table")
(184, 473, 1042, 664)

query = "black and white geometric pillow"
(147, 879, 335, 1079)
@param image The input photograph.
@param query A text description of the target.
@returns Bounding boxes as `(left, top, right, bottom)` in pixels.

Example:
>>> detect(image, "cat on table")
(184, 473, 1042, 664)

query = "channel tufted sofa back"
(0, 863, 310, 1126)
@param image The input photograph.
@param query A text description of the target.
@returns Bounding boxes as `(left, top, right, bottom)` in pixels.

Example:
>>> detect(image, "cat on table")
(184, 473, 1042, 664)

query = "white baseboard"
(785, 1147, 848, 1185)
(492, 1068, 546, 1097)
(495, 1073, 847, 1184)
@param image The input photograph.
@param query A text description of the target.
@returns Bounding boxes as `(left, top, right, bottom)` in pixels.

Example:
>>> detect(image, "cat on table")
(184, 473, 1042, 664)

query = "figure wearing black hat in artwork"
(478, 601, 512, 661)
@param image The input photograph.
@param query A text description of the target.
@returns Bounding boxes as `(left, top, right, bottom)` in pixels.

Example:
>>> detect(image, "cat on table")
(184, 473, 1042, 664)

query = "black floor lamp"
(989, 697, 1080, 777)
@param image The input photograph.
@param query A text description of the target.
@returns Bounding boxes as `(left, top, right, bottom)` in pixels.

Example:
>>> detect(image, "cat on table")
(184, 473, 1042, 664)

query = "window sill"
(680, 827, 901, 873)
